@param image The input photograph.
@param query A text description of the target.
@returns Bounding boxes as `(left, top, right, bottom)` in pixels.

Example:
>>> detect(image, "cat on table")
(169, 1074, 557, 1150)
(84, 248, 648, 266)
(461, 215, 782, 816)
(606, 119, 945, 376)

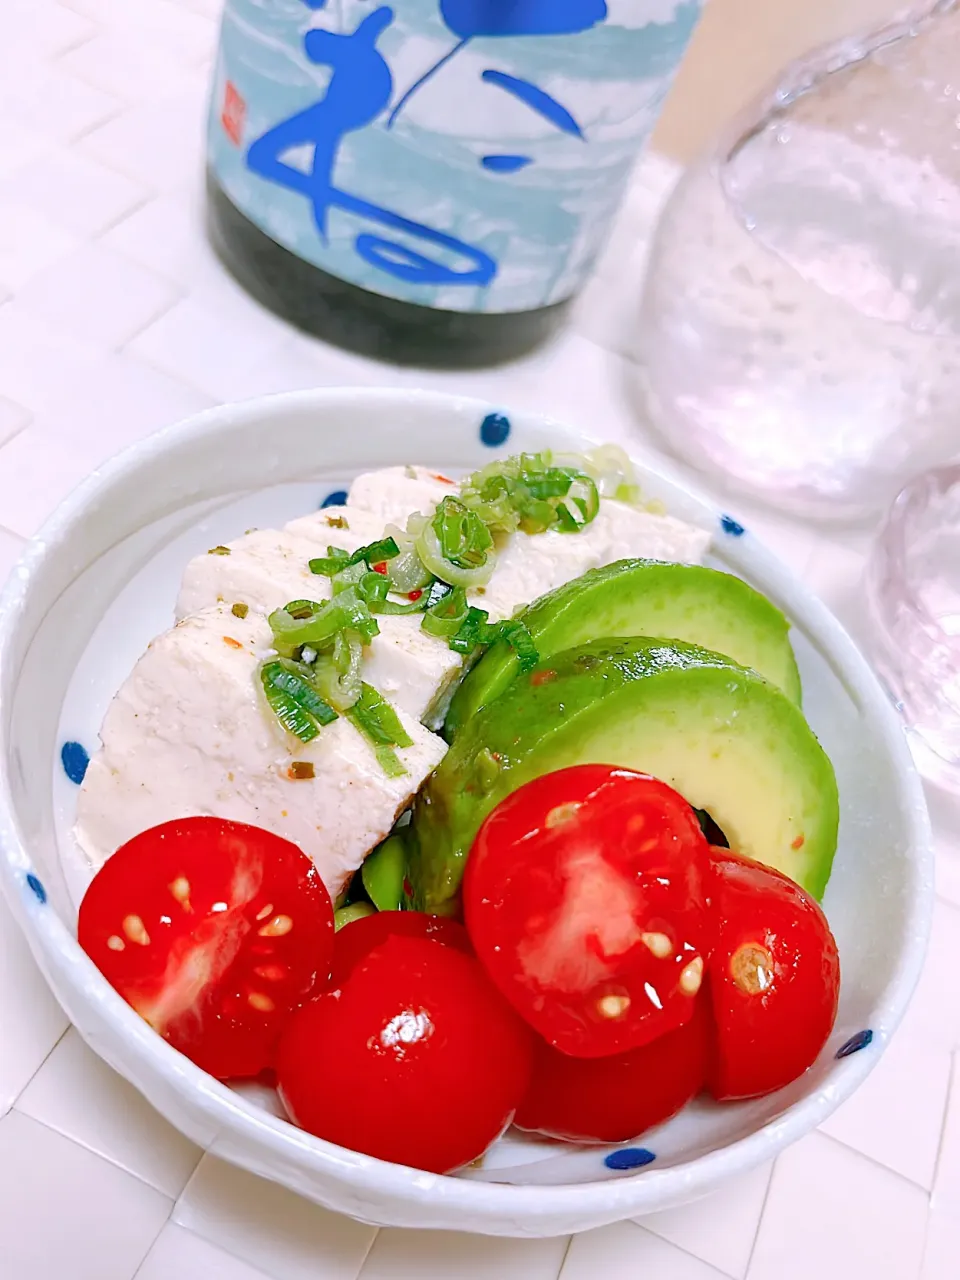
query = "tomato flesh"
(78, 818, 334, 1080)
(464, 766, 712, 1058)
(515, 999, 710, 1143)
(277, 935, 534, 1173)
(706, 847, 840, 1100)
(330, 909, 471, 988)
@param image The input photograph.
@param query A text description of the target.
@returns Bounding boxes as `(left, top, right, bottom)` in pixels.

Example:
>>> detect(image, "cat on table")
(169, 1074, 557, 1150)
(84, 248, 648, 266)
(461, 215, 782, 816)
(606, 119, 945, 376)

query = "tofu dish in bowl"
(71, 442, 844, 1176)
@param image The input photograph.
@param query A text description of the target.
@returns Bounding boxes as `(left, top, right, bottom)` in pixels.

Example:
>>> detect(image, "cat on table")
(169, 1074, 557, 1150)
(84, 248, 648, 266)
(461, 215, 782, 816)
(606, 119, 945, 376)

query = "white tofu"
(176, 529, 330, 620)
(176, 526, 462, 725)
(348, 465, 457, 527)
(284, 504, 387, 551)
(591, 499, 711, 566)
(74, 605, 446, 900)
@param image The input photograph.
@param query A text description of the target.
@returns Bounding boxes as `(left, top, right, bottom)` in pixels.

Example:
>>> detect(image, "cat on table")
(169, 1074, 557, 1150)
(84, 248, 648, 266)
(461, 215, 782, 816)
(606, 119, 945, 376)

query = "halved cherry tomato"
(330, 909, 471, 987)
(706, 847, 840, 1101)
(277, 935, 534, 1173)
(78, 818, 334, 1080)
(515, 998, 710, 1143)
(464, 766, 712, 1059)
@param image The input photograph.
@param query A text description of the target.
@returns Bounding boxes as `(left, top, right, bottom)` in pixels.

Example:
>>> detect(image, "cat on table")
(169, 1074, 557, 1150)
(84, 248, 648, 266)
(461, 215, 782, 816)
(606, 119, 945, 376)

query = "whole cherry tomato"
(464, 766, 712, 1058)
(515, 998, 710, 1142)
(79, 818, 334, 1080)
(330, 909, 471, 987)
(277, 935, 534, 1172)
(706, 847, 840, 1100)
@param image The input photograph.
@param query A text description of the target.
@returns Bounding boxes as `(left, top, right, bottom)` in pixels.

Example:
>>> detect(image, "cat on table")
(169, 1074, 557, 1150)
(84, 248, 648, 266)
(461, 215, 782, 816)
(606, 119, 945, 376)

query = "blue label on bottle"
(207, 1, 701, 313)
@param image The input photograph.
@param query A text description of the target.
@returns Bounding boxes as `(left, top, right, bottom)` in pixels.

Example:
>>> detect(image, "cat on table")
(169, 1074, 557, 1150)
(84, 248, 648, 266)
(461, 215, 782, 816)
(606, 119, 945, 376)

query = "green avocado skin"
(443, 560, 803, 742)
(408, 637, 838, 916)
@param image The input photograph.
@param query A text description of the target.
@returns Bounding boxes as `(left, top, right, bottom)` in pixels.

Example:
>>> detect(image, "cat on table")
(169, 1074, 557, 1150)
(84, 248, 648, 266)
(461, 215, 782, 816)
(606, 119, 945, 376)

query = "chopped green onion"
(421, 584, 468, 638)
(371, 595, 428, 616)
(270, 587, 379, 654)
(208, 545, 231, 556)
(231, 602, 249, 619)
(283, 598, 323, 621)
(416, 498, 497, 589)
(309, 537, 399, 577)
(498, 618, 539, 672)
(356, 570, 390, 606)
(347, 683, 413, 776)
(260, 659, 338, 743)
(459, 451, 602, 537)
(449, 605, 491, 655)
(312, 634, 364, 711)
(432, 497, 494, 570)
(384, 545, 433, 593)
(374, 746, 407, 778)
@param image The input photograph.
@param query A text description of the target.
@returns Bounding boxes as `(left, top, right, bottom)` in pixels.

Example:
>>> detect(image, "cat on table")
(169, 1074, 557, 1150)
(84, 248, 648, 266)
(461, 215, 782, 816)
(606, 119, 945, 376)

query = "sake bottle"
(206, 0, 703, 367)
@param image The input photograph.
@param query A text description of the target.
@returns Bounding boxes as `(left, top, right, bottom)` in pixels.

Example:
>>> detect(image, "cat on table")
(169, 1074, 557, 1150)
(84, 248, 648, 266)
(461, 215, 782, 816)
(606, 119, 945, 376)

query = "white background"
(1, 3, 959, 1278)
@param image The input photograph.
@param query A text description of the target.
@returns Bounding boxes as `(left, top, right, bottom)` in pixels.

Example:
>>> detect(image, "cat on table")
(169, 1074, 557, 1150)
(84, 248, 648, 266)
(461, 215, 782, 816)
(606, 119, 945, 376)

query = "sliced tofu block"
(176, 529, 329, 620)
(348, 465, 457, 527)
(176, 528, 462, 725)
(591, 499, 711, 565)
(74, 605, 446, 900)
(284, 504, 387, 551)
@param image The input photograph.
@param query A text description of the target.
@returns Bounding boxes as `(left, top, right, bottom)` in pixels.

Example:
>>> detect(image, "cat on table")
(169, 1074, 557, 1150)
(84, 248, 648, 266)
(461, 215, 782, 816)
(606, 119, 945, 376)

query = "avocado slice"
(443, 560, 802, 740)
(409, 637, 838, 915)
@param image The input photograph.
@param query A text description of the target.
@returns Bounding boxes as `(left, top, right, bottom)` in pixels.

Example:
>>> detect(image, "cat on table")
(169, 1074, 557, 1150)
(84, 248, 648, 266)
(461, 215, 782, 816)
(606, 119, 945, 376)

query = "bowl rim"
(0, 386, 935, 1229)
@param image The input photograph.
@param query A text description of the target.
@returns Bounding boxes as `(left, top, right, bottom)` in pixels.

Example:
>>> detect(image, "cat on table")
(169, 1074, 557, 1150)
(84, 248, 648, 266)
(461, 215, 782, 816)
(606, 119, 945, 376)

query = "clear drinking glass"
(866, 464, 960, 792)
(636, 0, 960, 523)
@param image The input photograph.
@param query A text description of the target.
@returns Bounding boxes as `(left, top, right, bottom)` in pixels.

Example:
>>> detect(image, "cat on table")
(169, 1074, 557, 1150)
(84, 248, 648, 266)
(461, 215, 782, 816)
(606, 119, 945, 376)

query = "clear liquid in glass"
(637, 0, 960, 522)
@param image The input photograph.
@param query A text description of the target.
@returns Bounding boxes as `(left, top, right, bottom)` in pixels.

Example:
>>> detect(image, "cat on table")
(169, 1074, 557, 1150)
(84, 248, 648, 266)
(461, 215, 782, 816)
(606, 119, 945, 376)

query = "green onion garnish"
(309, 537, 399, 577)
(421, 584, 468, 638)
(448, 605, 491, 655)
(374, 745, 408, 778)
(498, 618, 539, 672)
(431, 497, 493, 570)
(347, 682, 413, 749)
(260, 659, 338, 743)
(270, 588, 379, 654)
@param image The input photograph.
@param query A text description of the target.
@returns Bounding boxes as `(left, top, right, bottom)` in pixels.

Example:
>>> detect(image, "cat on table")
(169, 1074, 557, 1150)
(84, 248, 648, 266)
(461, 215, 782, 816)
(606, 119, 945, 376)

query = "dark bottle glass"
(206, 1, 704, 370)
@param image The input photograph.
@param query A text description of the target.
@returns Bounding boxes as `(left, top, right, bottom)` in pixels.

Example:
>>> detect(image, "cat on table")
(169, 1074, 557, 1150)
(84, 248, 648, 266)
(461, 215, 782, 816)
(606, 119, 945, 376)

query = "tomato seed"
(122, 914, 150, 946)
(640, 931, 673, 959)
(106, 935, 125, 951)
(253, 963, 287, 982)
(255, 903, 274, 921)
(597, 994, 631, 1019)
(247, 992, 275, 1012)
(259, 913, 293, 938)
(730, 944, 772, 995)
(169, 876, 192, 910)
(679, 956, 704, 996)
(544, 802, 581, 829)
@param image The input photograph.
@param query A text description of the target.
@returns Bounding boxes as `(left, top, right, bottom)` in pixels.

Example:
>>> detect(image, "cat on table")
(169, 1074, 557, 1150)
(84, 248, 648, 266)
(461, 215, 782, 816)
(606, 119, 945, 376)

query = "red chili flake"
(220, 81, 246, 147)
(791, 834, 805, 849)
(223, 636, 244, 650)
(530, 669, 557, 686)
(431, 473, 454, 484)
(407, 588, 423, 601)
(373, 561, 388, 575)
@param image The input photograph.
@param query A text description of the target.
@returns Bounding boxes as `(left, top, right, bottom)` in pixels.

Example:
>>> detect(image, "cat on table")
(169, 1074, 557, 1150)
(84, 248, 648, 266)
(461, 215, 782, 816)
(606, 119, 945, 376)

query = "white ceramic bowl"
(0, 389, 933, 1237)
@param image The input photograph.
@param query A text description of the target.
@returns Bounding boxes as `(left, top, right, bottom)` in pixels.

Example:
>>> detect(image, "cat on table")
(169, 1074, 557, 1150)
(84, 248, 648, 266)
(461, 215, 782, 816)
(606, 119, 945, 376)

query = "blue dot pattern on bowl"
(720, 514, 746, 537)
(603, 1147, 655, 1172)
(61, 741, 90, 786)
(480, 412, 511, 447)
(320, 489, 348, 509)
(836, 1029, 874, 1059)
(26, 873, 47, 905)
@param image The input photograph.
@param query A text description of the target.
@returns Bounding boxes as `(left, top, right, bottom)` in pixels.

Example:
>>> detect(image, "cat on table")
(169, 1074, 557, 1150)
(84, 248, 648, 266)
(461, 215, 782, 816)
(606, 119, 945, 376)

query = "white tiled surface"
(0, 3, 958, 1279)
